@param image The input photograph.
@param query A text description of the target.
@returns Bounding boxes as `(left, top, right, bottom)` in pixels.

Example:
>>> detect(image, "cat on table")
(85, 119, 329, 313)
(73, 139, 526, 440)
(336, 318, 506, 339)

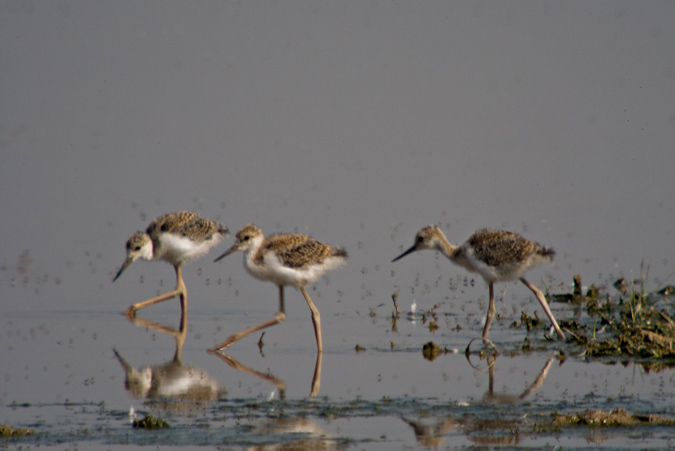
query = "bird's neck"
(242, 236, 277, 282)
(434, 234, 458, 260)
(141, 241, 155, 261)
(245, 236, 267, 268)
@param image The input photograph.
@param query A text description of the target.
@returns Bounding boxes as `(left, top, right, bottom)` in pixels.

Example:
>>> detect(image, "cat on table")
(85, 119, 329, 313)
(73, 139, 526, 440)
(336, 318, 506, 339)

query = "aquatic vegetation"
(421, 341, 457, 361)
(552, 408, 675, 427)
(0, 424, 32, 437)
(519, 311, 543, 331)
(422, 341, 442, 361)
(556, 269, 675, 364)
(132, 414, 170, 429)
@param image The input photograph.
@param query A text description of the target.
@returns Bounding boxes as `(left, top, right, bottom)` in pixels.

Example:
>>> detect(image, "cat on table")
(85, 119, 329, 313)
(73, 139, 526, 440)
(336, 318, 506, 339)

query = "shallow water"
(2, 1, 675, 449)
(2, 270, 675, 448)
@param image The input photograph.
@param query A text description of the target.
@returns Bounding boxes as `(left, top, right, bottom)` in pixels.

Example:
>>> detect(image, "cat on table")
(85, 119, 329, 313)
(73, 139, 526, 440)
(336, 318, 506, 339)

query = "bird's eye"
(134, 246, 142, 251)
(242, 236, 250, 241)
(417, 236, 424, 243)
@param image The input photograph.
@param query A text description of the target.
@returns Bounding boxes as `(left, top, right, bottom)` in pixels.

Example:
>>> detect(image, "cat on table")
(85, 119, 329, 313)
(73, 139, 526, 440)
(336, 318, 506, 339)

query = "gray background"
(2, 1, 673, 294)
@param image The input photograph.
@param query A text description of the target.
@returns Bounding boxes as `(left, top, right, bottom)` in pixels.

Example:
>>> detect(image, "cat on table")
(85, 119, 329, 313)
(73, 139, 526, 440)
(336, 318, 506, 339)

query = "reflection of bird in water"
(113, 211, 228, 317)
(402, 354, 556, 448)
(211, 349, 323, 398)
(210, 224, 347, 353)
(247, 418, 342, 451)
(468, 354, 554, 446)
(401, 416, 457, 449)
(402, 413, 526, 449)
(393, 226, 564, 348)
(116, 312, 225, 404)
(211, 352, 287, 399)
(113, 348, 225, 403)
(481, 354, 555, 404)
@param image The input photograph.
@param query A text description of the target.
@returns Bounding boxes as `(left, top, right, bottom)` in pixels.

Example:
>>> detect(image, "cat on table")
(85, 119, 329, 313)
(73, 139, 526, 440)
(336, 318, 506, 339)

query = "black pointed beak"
(112, 348, 132, 371)
(214, 245, 237, 262)
(392, 244, 418, 262)
(113, 257, 133, 282)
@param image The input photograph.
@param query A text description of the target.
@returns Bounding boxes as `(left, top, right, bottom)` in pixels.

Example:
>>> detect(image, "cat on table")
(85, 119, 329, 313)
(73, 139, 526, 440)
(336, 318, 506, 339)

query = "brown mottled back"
(147, 211, 227, 248)
(257, 234, 345, 269)
(466, 229, 554, 267)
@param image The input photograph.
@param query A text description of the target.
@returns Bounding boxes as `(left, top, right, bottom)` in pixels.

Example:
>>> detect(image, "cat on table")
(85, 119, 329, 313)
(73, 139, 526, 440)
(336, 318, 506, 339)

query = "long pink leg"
(310, 349, 323, 397)
(481, 282, 496, 339)
(300, 287, 323, 352)
(209, 286, 287, 352)
(520, 278, 565, 340)
(125, 265, 187, 317)
(464, 283, 498, 354)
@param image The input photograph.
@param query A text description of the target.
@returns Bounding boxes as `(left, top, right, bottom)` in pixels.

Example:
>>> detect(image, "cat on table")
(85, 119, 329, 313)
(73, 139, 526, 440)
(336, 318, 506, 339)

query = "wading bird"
(113, 211, 228, 317)
(393, 225, 564, 347)
(210, 224, 347, 353)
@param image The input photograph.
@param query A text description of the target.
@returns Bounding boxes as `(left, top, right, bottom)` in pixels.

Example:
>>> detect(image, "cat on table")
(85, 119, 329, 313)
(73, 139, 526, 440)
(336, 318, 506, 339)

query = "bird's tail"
(333, 247, 348, 259)
(537, 246, 556, 262)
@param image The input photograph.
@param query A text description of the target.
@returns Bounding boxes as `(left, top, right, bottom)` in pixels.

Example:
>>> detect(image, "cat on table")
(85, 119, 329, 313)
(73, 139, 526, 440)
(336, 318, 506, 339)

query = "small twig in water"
(391, 289, 400, 317)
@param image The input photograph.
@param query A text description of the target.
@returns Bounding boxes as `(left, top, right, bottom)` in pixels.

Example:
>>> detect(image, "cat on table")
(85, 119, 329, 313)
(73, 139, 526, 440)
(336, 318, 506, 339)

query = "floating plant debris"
(0, 424, 32, 437)
(132, 415, 170, 429)
(552, 408, 675, 427)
